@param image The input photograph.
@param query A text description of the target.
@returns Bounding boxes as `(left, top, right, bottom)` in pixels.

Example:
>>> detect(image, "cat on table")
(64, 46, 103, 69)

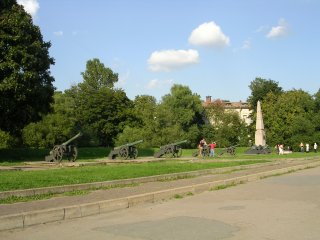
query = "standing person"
(278, 144, 284, 155)
(209, 142, 216, 157)
(314, 143, 318, 153)
(199, 138, 207, 157)
(300, 142, 304, 152)
(306, 143, 310, 153)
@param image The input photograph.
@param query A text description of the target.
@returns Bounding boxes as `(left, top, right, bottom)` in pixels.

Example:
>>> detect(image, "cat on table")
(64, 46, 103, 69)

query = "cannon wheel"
(53, 145, 63, 163)
(202, 147, 210, 157)
(164, 147, 174, 158)
(68, 147, 78, 162)
(173, 147, 182, 158)
(119, 147, 129, 159)
(228, 147, 236, 155)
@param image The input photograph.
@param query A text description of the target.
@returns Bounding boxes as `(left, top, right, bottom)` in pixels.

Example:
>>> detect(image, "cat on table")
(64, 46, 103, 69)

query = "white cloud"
(267, 19, 289, 39)
(17, 0, 39, 18)
(189, 21, 230, 48)
(148, 49, 199, 72)
(53, 31, 63, 37)
(145, 79, 173, 90)
(241, 39, 251, 49)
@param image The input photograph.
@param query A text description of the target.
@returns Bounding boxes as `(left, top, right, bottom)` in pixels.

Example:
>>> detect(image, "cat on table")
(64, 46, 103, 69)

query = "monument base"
(245, 145, 272, 154)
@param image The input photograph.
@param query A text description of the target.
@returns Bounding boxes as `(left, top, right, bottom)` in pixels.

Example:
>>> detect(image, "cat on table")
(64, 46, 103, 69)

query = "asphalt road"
(1, 166, 320, 240)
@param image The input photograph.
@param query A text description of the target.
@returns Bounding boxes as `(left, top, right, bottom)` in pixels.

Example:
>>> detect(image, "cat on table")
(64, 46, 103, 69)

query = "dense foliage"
(116, 85, 205, 148)
(204, 100, 249, 147)
(261, 89, 320, 150)
(22, 92, 76, 148)
(247, 77, 283, 111)
(0, 0, 55, 138)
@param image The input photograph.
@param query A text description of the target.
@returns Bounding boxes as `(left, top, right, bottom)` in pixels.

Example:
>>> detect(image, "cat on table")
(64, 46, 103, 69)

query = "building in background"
(203, 96, 252, 125)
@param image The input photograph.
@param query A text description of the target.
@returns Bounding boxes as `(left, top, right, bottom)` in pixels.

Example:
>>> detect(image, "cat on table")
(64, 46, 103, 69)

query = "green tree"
(262, 90, 316, 150)
(80, 58, 118, 90)
(157, 84, 204, 147)
(0, 0, 55, 136)
(205, 100, 249, 147)
(133, 95, 157, 127)
(0, 129, 14, 149)
(247, 77, 283, 111)
(68, 59, 133, 146)
(22, 92, 77, 148)
(116, 85, 205, 148)
(122, 95, 157, 147)
(314, 88, 320, 112)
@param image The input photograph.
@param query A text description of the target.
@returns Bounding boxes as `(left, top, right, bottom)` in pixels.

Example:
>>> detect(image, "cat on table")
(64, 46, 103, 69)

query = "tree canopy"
(262, 89, 319, 150)
(116, 85, 205, 148)
(205, 100, 249, 147)
(66, 58, 133, 147)
(247, 77, 283, 110)
(0, 0, 55, 136)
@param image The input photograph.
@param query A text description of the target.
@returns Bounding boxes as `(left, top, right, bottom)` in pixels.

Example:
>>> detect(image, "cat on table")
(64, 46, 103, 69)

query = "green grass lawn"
(0, 146, 319, 165)
(0, 146, 319, 192)
(0, 160, 269, 192)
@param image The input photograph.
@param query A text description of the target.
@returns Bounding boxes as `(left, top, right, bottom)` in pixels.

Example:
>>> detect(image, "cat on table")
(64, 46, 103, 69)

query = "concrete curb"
(0, 161, 281, 200)
(1, 160, 319, 231)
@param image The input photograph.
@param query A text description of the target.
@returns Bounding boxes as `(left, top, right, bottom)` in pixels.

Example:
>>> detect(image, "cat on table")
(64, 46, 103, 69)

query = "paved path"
(1, 161, 320, 239)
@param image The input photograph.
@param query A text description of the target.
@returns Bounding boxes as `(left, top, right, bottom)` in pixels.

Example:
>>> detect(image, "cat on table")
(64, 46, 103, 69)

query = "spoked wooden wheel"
(119, 147, 129, 159)
(164, 148, 174, 158)
(53, 146, 63, 163)
(173, 147, 182, 158)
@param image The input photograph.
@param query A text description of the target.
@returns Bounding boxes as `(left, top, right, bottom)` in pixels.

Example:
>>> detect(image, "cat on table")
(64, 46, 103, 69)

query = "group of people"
(276, 142, 318, 154)
(300, 142, 318, 153)
(198, 138, 216, 157)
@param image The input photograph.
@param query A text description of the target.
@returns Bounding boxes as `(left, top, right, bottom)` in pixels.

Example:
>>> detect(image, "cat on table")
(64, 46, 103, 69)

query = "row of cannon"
(44, 133, 188, 163)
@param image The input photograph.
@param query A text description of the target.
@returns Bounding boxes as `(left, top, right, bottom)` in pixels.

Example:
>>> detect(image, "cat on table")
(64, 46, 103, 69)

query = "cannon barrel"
(160, 140, 187, 148)
(62, 132, 83, 146)
(114, 140, 143, 150)
(225, 144, 239, 149)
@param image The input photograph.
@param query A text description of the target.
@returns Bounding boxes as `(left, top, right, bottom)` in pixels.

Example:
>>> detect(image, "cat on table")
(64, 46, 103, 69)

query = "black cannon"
(45, 132, 82, 163)
(108, 140, 143, 159)
(244, 145, 272, 154)
(218, 145, 238, 156)
(154, 140, 187, 158)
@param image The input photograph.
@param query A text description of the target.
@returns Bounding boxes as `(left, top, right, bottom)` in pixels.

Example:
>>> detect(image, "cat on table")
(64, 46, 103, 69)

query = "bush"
(0, 129, 14, 149)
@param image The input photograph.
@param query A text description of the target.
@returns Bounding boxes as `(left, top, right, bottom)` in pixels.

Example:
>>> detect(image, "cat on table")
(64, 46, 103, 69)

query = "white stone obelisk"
(255, 101, 266, 146)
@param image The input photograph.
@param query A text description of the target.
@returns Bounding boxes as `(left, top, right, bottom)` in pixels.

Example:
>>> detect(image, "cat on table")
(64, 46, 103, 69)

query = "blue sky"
(19, 0, 320, 102)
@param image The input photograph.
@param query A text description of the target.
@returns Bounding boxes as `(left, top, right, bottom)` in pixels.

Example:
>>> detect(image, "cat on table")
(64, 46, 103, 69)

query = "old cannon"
(108, 140, 143, 160)
(192, 145, 210, 158)
(244, 145, 272, 154)
(218, 144, 238, 156)
(154, 140, 187, 158)
(45, 132, 82, 163)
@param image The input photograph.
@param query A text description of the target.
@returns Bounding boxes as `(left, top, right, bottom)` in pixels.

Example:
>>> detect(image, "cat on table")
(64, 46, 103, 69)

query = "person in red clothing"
(209, 141, 216, 157)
